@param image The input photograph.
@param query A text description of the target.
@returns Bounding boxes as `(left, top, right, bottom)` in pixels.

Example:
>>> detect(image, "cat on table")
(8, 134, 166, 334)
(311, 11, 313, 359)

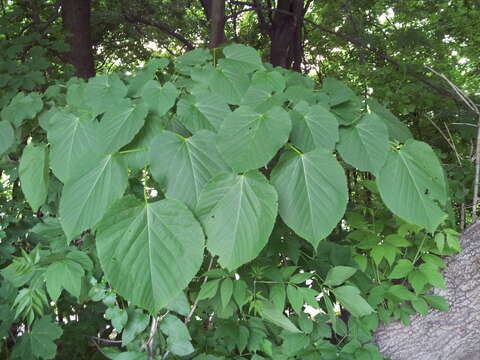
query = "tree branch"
(252, 0, 270, 34)
(123, 14, 195, 50)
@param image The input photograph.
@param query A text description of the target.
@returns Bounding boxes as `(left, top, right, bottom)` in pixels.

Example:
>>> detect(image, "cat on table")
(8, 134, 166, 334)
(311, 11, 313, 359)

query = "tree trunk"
(209, 0, 226, 48)
(270, 0, 303, 70)
(61, 0, 95, 79)
(374, 223, 480, 360)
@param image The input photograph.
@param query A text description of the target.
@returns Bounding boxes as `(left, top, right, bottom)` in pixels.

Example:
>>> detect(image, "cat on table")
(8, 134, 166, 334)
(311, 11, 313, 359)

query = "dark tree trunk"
(270, 0, 303, 70)
(374, 223, 480, 360)
(209, 0, 226, 48)
(61, 0, 95, 79)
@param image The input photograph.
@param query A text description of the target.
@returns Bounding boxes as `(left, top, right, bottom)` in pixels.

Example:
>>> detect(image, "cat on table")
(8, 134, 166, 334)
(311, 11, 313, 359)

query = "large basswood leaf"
(121, 114, 165, 171)
(377, 140, 447, 232)
(150, 130, 230, 209)
(96, 196, 205, 314)
(47, 111, 103, 182)
(177, 92, 231, 133)
(196, 171, 278, 270)
(367, 98, 412, 141)
(140, 80, 178, 116)
(98, 100, 148, 154)
(0, 92, 43, 128)
(19, 143, 49, 211)
(222, 44, 265, 73)
(128, 58, 169, 97)
(289, 101, 339, 152)
(209, 59, 250, 105)
(84, 73, 128, 116)
(336, 113, 389, 175)
(216, 106, 291, 172)
(271, 148, 348, 248)
(59, 155, 128, 240)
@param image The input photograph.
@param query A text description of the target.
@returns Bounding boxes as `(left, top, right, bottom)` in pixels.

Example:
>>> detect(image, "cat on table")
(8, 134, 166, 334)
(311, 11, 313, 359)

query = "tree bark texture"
(61, 0, 95, 79)
(270, 0, 304, 70)
(208, 0, 226, 48)
(374, 223, 480, 360)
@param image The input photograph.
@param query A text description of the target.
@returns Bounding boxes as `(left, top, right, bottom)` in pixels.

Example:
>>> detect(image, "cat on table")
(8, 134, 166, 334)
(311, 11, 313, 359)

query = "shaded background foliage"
(0, 0, 478, 359)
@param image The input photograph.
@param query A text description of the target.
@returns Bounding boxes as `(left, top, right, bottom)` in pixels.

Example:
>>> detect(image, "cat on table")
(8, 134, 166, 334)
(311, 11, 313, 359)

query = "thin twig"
(146, 316, 159, 360)
(443, 122, 462, 165)
(89, 336, 122, 344)
(162, 256, 215, 359)
(427, 66, 480, 223)
(427, 117, 460, 164)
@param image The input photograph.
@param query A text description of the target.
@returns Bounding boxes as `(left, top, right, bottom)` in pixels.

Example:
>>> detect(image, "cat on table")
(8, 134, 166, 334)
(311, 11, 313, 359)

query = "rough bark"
(270, 0, 303, 70)
(208, 0, 227, 48)
(374, 223, 480, 360)
(61, 0, 95, 79)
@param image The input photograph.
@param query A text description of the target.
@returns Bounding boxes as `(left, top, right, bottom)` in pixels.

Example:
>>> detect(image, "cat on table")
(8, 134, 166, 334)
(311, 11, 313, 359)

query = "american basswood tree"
(0, 44, 461, 359)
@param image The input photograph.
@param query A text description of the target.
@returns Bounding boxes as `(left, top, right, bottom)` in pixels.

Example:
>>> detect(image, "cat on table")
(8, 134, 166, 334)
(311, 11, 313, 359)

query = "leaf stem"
(286, 143, 303, 155)
(118, 147, 148, 154)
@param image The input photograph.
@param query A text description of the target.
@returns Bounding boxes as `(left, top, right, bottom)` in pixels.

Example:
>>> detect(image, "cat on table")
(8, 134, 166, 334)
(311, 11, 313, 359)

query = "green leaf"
(11, 317, 62, 360)
(446, 232, 461, 252)
(258, 301, 301, 333)
(96, 196, 205, 313)
(324, 266, 357, 287)
(388, 285, 416, 301)
(166, 292, 190, 316)
(434, 233, 445, 252)
(45, 259, 84, 301)
(0, 120, 14, 155)
(216, 106, 291, 172)
(367, 98, 412, 141)
(270, 284, 286, 313)
(128, 58, 169, 96)
(98, 100, 148, 154)
(251, 70, 286, 93)
(47, 111, 103, 182)
(222, 44, 264, 73)
(322, 78, 357, 106)
(289, 101, 339, 152)
(160, 314, 194, 356)
(19, 143, 49, 211)
(271, 148, 348, 248)
(337, 113, 389, 175)
(290, 272, 311, 284)
(176, 48, 212, 74)
(122, 308, 149, 346)
(233, 280, 248, 308)
(408, 270, 428, 294)
(377, 140, 447, 232)
(177, 92, 231, 133)
(1, 92, 43, 127)
(140, 81, 178, 116)
(418, 263, 446, 288)
(197, 279, 221, 301)
(388, 259, 414, 280)
(220, 278, 233, 309)
(411, 297, 429, 315)
(59, 155, 128, 240)
(332, 285, 374, 317)
(121, 114, 164, 171)
(423, 295, 449, 311)
(196, 171, 278, 270)
(150, 130, 229, 209)
(286, 285, 303, 313)
(84, 74, 128, 116)
(210, 59, 250, 105)
(105, 306, 128, 332)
